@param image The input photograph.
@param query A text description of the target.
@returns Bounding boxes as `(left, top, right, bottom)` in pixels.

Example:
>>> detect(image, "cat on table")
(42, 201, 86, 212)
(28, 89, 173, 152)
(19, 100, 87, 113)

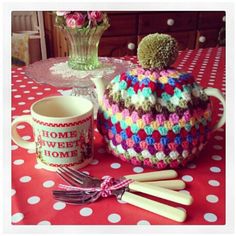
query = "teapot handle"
(204, 87, 226, 132)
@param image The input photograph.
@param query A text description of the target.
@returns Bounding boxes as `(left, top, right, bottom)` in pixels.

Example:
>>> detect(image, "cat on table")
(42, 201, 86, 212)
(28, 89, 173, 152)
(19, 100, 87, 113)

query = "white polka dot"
(19, 176, 31, 183)
(108, 213, 121, 223)
(14, 95, 21, 98)
(28, 97, 35, 100)
(213, 145, 223, 150)
(182, 175, 193, 182)
(20, 71, 25, 74)
(17, 67, 22, 70)
(36, 92, 43, 95)
(12, 89, 17, 92)
(117, 199, 127, 204)
(111, 163, 121, 169)
(53, 201, 66, 210)
(12, 107, 16, 111)
(44, 88, 51, 91)
(208, 180, 220, 187)
(204, 213, 217, 222)
(210, 166, 221, 173)
(27, 196, 40, 205)
(43, 180, 55, 188)
(214, 136, 223, 141)
(22, 135, 31, 140)
(16, 79, 22, 82)
(137, 220, 151, 225)
(23, 91, 30, 94)
(12, 189, 16, 196)
(11, 145, 18, 150)
(211, 155, 222, 161)
(206, 194, 219, 203)
(187, 163, 196, 169)
(19, 85, 26, 88)
(27, 81, 34, 84)
(17, 125, 25, 129)
(94, 128, 99, 132)
(37, 220, 51, 225)
(133, 167, 144, 173)
(27, 149, 36, 154)
(32, 86, 38, 89)
(13, 159, 24, 165)
(90, 159, 99, 165)
(18, 102, 26, 105)
(12, 212, 24, 223)
(13, 75, 19, 77)
(35, 163, 42, 169)
(97, 147, 106, 153)
(80, 207, 93, 216)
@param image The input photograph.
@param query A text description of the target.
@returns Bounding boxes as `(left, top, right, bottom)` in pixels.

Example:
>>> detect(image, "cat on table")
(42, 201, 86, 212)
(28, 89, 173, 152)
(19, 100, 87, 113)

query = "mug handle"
(204, 87, 226, 132)
(11, 115, 36, 150)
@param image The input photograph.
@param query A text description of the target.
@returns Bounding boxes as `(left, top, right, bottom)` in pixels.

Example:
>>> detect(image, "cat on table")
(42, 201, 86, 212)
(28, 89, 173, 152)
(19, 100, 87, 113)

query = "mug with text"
(11, 96, 94, 171)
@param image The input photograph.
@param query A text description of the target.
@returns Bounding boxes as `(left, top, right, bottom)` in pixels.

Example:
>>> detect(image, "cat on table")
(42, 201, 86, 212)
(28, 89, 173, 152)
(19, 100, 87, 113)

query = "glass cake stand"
(25, 57, 135, 116)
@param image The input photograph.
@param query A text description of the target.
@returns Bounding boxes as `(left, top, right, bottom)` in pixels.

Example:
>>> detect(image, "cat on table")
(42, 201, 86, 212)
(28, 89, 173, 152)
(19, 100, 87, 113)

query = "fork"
(55, 167, 193, 206)
(53, 167, 187, 222)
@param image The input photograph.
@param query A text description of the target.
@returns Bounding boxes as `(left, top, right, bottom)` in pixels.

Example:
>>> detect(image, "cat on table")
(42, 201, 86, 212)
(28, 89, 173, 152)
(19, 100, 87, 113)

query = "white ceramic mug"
(11, 96, 94, 171)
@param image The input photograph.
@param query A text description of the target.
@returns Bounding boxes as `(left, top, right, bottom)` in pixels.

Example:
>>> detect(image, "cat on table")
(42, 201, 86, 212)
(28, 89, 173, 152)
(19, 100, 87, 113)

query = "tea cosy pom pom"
(137, 33, 178, 70)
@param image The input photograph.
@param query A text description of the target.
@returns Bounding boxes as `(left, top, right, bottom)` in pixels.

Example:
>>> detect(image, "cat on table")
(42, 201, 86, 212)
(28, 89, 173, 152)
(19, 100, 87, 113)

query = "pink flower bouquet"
(55, 11, 109, 29)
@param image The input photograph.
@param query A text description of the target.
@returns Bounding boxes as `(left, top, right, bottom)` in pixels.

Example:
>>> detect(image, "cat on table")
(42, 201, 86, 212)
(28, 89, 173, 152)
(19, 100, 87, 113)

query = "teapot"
(92, 33, 225, 169)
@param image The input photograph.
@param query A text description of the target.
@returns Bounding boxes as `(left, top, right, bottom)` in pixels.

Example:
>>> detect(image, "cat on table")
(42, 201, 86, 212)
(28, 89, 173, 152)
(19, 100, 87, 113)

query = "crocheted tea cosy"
(97, 33, 212, 169)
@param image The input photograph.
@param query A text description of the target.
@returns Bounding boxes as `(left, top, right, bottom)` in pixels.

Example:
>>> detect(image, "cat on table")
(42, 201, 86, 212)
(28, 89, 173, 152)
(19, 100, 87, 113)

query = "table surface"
(11, 47, 225, 225)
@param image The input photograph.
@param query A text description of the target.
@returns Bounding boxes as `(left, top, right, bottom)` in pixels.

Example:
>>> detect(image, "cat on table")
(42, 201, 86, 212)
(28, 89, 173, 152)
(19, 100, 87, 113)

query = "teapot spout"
(92, 75, 105, 104)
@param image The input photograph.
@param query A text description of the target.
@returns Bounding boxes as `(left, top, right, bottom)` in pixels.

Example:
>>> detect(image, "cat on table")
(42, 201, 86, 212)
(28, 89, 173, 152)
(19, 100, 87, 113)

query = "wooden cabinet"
(138, 12, 198, 34)
(196, 12, 225, 48)
(43, 11, 225, 58)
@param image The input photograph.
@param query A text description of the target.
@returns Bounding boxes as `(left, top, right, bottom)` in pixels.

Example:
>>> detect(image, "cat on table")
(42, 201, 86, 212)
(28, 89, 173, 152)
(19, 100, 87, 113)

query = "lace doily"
(25, 57, 135, 88)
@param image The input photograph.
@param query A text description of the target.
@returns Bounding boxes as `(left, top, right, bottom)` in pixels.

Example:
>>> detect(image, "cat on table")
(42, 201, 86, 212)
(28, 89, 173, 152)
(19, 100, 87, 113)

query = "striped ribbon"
(58, 176, 133, 197)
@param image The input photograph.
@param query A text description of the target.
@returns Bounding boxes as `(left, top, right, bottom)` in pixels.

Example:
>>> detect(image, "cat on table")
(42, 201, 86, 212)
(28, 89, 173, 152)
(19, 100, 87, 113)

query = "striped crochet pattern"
(97, 67, 212, 169)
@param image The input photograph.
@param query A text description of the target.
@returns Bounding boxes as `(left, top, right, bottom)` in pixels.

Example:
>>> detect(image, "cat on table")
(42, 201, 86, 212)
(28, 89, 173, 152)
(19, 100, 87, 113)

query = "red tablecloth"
(11, 47, 225, 225)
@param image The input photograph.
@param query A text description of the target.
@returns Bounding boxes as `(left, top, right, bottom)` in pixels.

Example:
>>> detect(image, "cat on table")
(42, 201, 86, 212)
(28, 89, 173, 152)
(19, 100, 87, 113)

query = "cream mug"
(11, 96, 94, 171)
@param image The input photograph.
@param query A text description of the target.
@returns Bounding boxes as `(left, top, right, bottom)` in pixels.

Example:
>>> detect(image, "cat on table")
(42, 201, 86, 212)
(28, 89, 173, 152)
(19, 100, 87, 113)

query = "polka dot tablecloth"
(11, 47, 225, 225)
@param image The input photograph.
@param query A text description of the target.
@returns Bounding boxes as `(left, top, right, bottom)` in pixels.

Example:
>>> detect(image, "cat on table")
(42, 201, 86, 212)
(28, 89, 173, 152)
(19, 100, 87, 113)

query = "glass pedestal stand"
(25, 57, 134, 118)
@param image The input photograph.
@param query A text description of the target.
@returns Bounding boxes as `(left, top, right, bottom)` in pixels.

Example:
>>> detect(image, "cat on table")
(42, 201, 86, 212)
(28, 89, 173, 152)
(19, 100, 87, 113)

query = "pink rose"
(66, 13, 85, 29)
(56, 11, 71, 16)
(88, 11, 103, 25)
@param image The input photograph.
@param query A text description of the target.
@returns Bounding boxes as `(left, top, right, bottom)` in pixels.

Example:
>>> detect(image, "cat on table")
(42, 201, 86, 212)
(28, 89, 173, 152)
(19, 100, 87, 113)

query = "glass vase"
(63, 25, 109, 70)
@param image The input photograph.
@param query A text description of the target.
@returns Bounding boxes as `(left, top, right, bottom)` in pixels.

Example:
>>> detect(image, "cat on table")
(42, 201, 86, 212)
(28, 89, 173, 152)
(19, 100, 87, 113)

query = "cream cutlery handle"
(143, 180, 186, 190)
(128, 182, 193, 206)
(124, 170, 178, 182)
(121, 191, 186, 222)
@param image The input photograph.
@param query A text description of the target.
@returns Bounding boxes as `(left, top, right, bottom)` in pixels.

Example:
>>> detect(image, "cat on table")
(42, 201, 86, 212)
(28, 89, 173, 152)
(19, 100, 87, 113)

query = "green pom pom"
(137, 33, 178, 70)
